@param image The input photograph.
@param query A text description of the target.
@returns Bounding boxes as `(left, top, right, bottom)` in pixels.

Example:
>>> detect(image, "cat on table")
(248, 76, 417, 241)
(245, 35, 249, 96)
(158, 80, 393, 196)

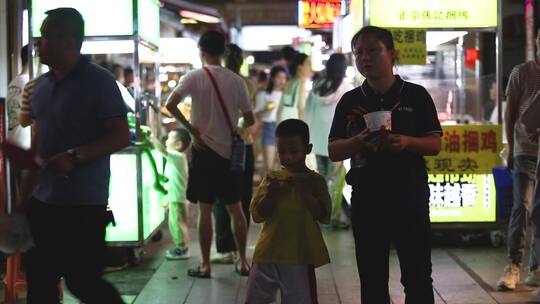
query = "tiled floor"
(6, 223, 540, 303)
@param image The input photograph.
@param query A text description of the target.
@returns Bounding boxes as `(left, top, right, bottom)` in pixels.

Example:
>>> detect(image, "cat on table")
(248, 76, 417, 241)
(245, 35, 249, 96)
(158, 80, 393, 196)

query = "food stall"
(339, 0, 504, 238)
(29, 0, 167, 247)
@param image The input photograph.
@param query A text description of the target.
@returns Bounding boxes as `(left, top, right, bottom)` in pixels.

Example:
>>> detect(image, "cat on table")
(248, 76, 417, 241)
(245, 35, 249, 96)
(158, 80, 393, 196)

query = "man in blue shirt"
(22, 8, 129, 304)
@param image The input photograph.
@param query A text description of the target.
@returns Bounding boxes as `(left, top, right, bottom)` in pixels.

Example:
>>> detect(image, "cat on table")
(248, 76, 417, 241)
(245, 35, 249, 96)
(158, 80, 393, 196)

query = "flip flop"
(187, 266, 211, 278)
(235, 262, 250, 276)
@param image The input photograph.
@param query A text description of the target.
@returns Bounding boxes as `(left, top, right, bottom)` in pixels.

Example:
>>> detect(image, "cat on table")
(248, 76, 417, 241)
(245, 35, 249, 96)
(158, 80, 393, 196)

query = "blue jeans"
(507, 155, 540, 269)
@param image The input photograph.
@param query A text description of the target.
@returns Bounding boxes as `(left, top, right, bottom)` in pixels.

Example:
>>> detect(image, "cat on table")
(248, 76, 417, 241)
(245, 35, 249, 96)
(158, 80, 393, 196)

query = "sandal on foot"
(187, 266, 211, 278)
(235, 262, 250, 276)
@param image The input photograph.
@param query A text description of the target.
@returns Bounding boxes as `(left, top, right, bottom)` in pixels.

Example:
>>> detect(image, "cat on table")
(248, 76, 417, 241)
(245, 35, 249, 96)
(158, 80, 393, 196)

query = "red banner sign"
(299, 0, 343, 29)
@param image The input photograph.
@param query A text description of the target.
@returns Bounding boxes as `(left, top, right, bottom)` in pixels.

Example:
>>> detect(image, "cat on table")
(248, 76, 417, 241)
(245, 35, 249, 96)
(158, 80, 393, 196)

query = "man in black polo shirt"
(23, 8, 129, 304)
(328, 26, 442, 303)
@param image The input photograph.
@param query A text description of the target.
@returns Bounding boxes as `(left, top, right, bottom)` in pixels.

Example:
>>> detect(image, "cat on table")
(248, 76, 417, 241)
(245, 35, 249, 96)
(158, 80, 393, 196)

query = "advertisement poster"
(389, 28, 427, 65)
(426, 125, 502, 223)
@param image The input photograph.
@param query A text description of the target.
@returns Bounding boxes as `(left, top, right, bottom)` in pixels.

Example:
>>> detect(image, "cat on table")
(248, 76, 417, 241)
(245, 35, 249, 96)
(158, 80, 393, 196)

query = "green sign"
(32, 0, 134, 37)
(107, 153, 139, 242)
(142, 149, 166, 239)
(370, 0, 498, 28)
(429, 174, 496, 223)
(106, 150, 166, 243)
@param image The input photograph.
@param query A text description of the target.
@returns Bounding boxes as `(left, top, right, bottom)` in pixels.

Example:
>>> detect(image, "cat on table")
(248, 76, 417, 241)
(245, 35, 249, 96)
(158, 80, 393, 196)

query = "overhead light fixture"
(179, 10, 220, 23)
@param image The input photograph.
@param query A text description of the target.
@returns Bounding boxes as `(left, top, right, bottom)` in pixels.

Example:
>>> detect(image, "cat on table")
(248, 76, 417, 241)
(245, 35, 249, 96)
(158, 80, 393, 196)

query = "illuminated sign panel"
(106, 150, 166, 243)
(429, 174, 496, 223)
(370, 0, 498, 28)
(425, 125, 501, 223)
(32, 0, 134, 37)
(425, 125, 502, 175)
(32, 0, 160, 45)
(298, 0, 345, 29)
(138, 0, 160, 46)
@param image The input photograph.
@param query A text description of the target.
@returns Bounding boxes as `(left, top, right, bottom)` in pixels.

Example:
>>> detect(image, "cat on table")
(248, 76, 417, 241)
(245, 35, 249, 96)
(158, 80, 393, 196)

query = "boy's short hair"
(276, 119, 310, 145)
(198, 30, 225, 56)
(170, 128, 191, 150)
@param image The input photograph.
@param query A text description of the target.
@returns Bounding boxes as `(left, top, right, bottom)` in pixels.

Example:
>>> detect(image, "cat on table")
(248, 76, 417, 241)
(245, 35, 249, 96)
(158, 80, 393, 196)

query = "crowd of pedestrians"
(6, 5, 540, 304)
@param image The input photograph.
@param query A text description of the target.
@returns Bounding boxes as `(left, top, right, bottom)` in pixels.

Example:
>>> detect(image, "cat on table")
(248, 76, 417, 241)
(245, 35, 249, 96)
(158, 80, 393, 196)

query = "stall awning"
(162, 0, 221, 23)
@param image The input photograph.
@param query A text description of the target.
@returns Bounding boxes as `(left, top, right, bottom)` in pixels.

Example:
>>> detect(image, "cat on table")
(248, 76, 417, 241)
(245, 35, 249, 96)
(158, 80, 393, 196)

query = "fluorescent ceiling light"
(180, 18, 197, 24)
(179, 10, 220, 23)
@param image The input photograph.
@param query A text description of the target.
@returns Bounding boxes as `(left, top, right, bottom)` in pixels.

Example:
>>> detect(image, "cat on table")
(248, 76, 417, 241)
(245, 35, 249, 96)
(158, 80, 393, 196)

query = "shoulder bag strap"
(203, 67, 235, 135)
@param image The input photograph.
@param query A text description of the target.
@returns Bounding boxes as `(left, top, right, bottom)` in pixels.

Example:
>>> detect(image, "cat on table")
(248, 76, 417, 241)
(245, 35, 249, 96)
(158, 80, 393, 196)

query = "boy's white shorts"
(245, 263, 317, 304)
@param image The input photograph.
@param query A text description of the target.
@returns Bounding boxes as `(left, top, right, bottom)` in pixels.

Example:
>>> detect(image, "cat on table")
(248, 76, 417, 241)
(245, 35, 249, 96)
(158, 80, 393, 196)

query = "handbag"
(203, 67, 245, 172)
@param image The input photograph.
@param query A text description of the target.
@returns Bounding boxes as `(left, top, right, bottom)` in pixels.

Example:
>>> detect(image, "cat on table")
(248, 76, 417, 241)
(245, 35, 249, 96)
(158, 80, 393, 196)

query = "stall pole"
(496, 0, 503, 124)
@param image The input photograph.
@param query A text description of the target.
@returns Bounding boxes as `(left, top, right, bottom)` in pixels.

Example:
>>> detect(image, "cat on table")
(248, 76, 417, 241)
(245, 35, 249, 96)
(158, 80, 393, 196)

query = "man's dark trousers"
(25, 198, 124, 304)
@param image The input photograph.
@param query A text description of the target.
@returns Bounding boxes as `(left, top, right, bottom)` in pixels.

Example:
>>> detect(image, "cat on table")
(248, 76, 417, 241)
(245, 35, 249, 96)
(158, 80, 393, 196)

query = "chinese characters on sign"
(389, 29, 426, 65)
(399, 10, 469, 22)
(430, 174, 479, 208)
(298, 0, 343, 29)
(426, 125, 502, 175)
(369, 0, 498, 28)
(426, 125, 500, 223)
(428, 174, 496, 223)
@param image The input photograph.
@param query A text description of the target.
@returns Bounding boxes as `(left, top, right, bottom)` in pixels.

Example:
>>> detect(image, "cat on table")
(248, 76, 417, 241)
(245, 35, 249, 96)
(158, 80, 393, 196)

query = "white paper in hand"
(0, 213, 35, 254)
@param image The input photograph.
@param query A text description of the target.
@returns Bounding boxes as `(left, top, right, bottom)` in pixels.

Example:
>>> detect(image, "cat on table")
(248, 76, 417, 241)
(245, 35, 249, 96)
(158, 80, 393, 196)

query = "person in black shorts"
(165, 31, 255, 278)
(328, 26, 442, 303)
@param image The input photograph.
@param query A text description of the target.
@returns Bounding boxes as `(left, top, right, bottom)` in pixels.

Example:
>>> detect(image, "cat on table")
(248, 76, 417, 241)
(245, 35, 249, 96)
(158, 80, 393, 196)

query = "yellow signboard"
(350, 0, 364, 33)
(425, 125, 503, 175)
(389, 28, 426, 65)
(429, 173, 496, 223)
(370, 0, 498, 28)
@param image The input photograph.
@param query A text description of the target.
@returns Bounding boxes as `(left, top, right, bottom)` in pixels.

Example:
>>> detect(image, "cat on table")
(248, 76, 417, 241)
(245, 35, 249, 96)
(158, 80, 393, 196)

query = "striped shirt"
(19, 77, 39, 127)
(506, 60, 540, 157)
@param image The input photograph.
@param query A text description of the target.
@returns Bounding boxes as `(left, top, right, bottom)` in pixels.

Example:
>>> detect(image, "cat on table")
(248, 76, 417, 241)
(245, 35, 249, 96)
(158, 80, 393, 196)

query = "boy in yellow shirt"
(246, 119, 331, 304)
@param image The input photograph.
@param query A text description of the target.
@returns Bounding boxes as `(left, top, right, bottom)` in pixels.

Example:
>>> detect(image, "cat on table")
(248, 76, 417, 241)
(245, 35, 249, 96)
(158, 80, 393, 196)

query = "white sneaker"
(525, 269, 540, 286)
(496, 263, 521, 291)
(210, 252, 234, 264)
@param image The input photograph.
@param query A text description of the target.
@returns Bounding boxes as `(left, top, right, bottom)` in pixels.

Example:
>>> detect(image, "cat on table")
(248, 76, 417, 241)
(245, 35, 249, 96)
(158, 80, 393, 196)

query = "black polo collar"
(360, 75, 405, 111)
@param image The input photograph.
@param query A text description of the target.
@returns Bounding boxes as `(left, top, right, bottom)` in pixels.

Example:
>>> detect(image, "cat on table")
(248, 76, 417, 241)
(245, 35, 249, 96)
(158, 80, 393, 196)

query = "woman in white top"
(305, 53, 353, 228)
(277, 53, 312, 122)
(254, 66, 288, 172)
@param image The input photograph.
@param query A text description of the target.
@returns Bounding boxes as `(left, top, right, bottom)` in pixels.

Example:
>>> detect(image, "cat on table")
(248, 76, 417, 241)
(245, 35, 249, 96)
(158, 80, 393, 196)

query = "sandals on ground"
(187, 265, 211, 278)
(235, 262, 250, 276)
